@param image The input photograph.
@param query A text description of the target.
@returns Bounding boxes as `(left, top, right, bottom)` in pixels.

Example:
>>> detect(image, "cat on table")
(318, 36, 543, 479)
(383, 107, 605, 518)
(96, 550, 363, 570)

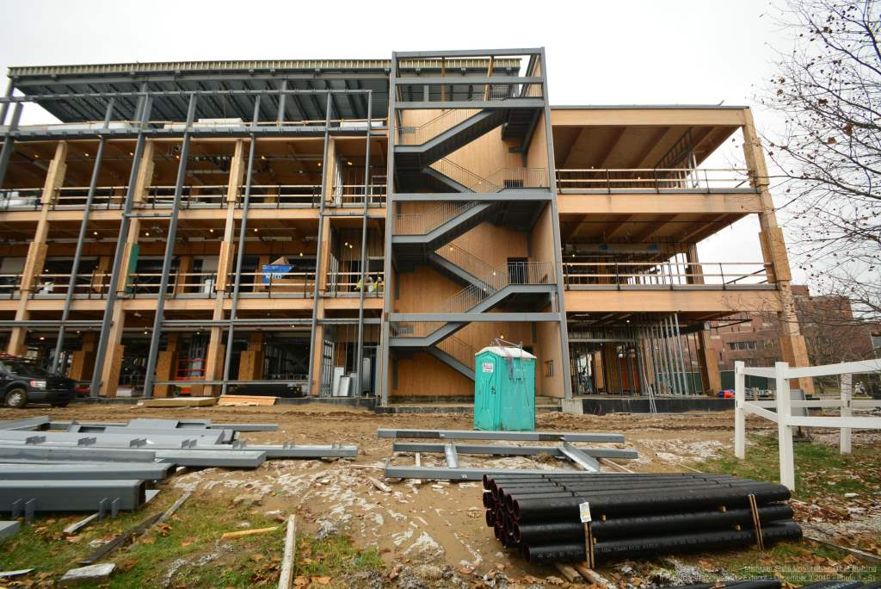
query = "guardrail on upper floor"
(555, 168, 754, 193)
(563, 261, 773, 289)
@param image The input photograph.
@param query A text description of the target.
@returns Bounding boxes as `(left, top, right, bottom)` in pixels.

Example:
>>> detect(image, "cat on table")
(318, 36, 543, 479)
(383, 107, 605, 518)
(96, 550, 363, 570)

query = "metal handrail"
(54, 186, 127, 209)
(0, 188, 42, 211)
(392, 259, 555, 339)
(394, 201, 480, 235)
(327, 271, 385, 297)
(562, 261, 772, 288)
(429, 159, 548, 193)
(126, 272, 218, 296)
(396, 82, 543, 104)
(436, 334, 475, 367)
(397, 108, 481, 145)
(225, 271, 317, 298)
(555, 168, 754, 193)
(144, 185, 228, 209)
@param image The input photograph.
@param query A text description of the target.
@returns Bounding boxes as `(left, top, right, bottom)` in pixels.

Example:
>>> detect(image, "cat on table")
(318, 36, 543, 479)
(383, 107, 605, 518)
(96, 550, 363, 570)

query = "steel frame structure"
(0, 81, 380, 399)
(378, 48, 573, 405)
(381, 428, 637, 480)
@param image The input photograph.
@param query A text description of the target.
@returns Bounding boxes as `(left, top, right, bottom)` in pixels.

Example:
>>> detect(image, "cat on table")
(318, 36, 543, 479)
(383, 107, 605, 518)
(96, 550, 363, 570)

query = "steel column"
(307, 93, 333, 397)
(538, 47, 573, 399)
(52, 99, 115, 373)
(0, 78, 13, 125)
(221, 96, 262, 396)
(277, 79, 288, 124)
(355, 92, 373, 395)
(0, 103, 22, 189)
(90, 97, 153, 397)
(379, 52, 398, 407)
(142, 94, 198, 398)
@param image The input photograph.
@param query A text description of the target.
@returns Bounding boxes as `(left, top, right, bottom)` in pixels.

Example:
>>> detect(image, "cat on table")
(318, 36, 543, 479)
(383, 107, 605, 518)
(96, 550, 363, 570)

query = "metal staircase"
(390, 243, 555, 380)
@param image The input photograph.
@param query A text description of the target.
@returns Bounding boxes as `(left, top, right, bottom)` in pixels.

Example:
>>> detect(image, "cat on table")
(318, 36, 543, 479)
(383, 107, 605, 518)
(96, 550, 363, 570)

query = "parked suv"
(0, 357, 74, 408)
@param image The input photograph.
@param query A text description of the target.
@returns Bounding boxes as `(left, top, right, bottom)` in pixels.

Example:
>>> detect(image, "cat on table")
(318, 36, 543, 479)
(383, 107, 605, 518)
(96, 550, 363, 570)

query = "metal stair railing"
(435, 243, 499, 291)
(393, 201, 481, 235)
(429, 158, 501, 193)
(435, 334, 475, 369)
(391, 259, 556, 341)
(429, 159, 548, 193)
(397, 108, 482, 145)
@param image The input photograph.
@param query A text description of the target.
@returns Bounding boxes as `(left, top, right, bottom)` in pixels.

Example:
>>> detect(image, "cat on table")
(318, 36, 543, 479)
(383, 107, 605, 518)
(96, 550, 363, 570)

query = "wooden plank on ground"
(218, 395, 277, 407)
(221, 526, 278, 540)
(143, 397, 217, 408)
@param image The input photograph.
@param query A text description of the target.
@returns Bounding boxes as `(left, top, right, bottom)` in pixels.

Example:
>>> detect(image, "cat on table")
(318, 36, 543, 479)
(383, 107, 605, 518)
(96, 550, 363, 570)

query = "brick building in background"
(710, 285, 876, 376)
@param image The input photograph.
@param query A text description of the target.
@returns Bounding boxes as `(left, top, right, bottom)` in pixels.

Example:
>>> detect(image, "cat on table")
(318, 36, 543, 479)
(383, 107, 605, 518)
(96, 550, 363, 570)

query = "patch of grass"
(297, 534, 383, 578)
(0, 492, 383, 587)
(697, 433, 881, 501)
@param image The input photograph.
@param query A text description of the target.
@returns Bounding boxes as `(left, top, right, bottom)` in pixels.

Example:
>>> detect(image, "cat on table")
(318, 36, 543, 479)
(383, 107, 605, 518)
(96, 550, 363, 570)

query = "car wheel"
(4, 388, 27, 409)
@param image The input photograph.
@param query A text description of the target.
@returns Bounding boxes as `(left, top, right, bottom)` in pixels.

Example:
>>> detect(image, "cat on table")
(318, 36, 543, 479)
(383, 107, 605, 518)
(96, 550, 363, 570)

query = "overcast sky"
(0, 0, 802, 280)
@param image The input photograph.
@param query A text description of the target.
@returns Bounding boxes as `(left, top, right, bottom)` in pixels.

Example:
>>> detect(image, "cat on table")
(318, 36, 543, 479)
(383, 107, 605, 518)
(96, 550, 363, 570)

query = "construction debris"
(0, 521, 20, 540)
(59, 563, 115, 585)
(221, 526, 279, 540)
(278, 516, 297, 589)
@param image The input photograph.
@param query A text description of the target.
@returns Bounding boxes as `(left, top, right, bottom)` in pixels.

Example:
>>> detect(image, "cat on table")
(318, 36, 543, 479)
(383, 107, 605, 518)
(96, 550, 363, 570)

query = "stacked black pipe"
(482, 473, 802, 565)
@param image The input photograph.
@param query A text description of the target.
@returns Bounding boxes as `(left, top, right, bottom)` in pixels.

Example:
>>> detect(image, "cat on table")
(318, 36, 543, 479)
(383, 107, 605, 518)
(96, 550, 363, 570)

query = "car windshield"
(0, 360, 53, 377)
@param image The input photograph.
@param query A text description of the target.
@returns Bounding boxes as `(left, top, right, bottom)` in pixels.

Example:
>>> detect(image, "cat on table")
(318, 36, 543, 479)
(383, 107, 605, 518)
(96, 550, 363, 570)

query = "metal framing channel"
(221, 96, 262, 395)
(142, 94, 198, 398)
(538, 47, 573, 399)
(379, 51, 397, 407)
(355, 92, 373, 394)
(90, 97, 153, 397)
(0, 78, 13, 124)
(0, 102, 22, 188)
(392, 442, 639, 460)
(307, 93, 334, 397)
(673, 313, 690, 394)
(377, 428, 624, 443)
(559, 441, 601, 472)
(384, 466, 593, 482)
(51, 98, 115, 372)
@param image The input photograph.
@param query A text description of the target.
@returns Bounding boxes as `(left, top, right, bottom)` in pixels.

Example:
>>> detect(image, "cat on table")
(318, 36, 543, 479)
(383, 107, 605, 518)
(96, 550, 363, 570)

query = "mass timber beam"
(551, 107, 747, 127)
(557, 193, 762, 215)
(564, 289, 783, 314)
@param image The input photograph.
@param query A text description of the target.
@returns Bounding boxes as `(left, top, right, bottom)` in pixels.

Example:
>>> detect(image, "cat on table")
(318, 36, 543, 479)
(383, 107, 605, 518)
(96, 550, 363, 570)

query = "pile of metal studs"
(483, 472, 802, 565)
(0, 416, 357, 520)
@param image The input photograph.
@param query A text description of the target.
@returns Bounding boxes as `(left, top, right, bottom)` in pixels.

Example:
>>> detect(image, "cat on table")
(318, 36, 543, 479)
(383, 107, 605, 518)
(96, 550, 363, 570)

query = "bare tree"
(761, 0, 880, 322)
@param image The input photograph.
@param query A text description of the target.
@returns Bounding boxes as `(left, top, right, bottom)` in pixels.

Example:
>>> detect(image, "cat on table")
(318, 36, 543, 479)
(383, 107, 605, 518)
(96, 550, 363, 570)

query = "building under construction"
(0, 48, 813, 406)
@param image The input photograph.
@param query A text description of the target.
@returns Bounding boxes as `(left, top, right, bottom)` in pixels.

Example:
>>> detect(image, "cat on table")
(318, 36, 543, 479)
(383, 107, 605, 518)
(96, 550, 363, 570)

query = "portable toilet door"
(474, 349, 503, 431)
(499, 352, 536, 431)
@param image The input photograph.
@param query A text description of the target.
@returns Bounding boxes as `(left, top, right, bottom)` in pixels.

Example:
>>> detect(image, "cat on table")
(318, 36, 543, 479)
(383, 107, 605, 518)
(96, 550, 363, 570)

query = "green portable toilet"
(474, 346, 536, 431)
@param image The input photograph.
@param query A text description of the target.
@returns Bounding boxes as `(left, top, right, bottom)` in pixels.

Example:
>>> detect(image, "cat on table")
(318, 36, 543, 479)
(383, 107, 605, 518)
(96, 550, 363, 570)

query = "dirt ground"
(0, 403, 878, 587)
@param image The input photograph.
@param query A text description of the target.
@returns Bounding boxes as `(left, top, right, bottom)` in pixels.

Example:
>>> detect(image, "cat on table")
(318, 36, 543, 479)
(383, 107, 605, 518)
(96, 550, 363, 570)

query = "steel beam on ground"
(0, 417, 49, 431)
(0, 480, 147, 513)
(0, 445, 157, 463)
(0, 429, 226, 447)
(377, 429, 625, 443)
(0, 520, 21, 540)
(0, 463, 171, 480)
(391, 442, 639, 459)
(0, 443, 264, 468)
(384, 465, 582, 481)
(229, 443, 357, 459)
(559, 441, 601, 472)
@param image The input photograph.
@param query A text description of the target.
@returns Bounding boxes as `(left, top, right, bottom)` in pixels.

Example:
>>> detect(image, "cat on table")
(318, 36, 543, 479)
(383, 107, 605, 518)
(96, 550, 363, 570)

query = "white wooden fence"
(734, 359, 881, 491)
